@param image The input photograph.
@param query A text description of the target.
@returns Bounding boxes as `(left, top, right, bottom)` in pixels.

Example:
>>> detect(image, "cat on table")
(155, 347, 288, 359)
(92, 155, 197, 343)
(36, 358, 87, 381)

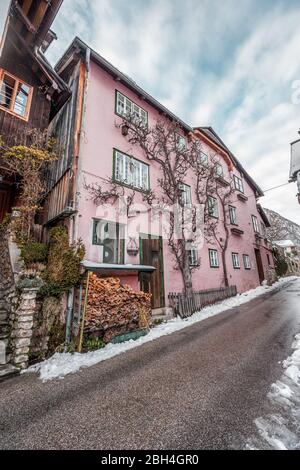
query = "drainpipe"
(64, 47, 91, 349)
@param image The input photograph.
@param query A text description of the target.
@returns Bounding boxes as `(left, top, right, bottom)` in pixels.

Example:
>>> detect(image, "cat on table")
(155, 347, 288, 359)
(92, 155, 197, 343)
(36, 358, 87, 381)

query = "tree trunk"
(221, 249, 229, 287)
(182, 256, 193, 295)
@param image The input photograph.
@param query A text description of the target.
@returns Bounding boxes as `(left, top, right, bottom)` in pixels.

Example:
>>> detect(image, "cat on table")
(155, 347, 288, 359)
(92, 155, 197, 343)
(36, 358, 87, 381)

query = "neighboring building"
(273, 240, 300, 274)
(290, 135, 300, 204)
(43, 37, 274, 315)
(0, 0, 69, 222)
(0, 0, 68, 374)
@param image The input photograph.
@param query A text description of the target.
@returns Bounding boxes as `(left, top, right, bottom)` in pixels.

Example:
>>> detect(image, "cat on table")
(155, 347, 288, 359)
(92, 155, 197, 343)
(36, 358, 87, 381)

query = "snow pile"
(26, 276, 298, 382)
(246, 333, 300, 450)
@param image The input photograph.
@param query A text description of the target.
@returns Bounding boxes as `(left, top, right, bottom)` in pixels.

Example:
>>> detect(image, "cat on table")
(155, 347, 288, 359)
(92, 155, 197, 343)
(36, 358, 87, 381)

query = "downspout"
(65, 46, 91, 349)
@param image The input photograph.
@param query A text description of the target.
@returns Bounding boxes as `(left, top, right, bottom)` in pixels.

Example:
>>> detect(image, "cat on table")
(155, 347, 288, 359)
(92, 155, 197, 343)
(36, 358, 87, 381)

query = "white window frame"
(214, 163, 223, 177)
(179, 182, 192, 206)
(260, 222, 266, 237)
(208, 196, 219, 218)
(114, 149, 149, 191)
(232, 252, 240, 269)
(199, 152, 208, 166)
(243, 254, 251, 270)
(92, 219, 125, 264)
(188, 249, 199, 266)
(175, 133, 187, 151)
(252, 215, 260, 233)
(209, 249, 219, 268)
(229, 205, 237, 225)
(115, 90, 148, 125)
(233, 175, 244, 193)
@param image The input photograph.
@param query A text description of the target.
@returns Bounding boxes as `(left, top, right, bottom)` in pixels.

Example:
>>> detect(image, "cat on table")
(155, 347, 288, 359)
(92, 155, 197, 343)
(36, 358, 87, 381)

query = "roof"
(196, 127, 264, 197)
(257, 203, 271, 227)
(55, 37, 193, 133)
(0, 0, 70, 119)
(274, 240, 295, 248)
(82, 260, 156, 274)
(55, 38, 264, 198)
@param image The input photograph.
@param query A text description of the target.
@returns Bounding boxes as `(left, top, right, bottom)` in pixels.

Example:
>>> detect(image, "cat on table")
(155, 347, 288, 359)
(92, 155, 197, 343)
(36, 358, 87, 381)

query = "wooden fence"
(168, 286, 237, 319)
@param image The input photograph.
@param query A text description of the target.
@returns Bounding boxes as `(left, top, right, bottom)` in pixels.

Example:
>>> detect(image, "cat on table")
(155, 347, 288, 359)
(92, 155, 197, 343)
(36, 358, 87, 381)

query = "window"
(243, 254, 251, 270)
(208, 196, 219, 218)
(232, 252, 240, 269)
(0, 69, 32, 120)
(92, 219, 125, 264)
(178, 183, 192, 205)
(233, 175, 244, 193)
(209, 249, 219, 268)
(175, 133, 187, 151)
(188, 249, 198, 266)
(260, 222, 266, 237)
(267, 254, 271, 265)
(252, 215, 260, 233)
(214, 163, 223, 177)
(229, 205, 237, 225)
(199, 152, 208, 166)
(115, 90, 148, 125)
(114, 149, 149, 191)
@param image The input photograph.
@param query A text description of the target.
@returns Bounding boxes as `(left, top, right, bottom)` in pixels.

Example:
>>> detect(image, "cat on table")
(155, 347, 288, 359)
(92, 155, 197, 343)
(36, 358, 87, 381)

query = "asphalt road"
(1, 278, 300, 450)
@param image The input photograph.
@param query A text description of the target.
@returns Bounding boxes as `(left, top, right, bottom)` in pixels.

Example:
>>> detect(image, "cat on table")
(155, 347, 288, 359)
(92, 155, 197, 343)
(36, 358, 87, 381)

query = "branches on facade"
(0, 129, 58, 244)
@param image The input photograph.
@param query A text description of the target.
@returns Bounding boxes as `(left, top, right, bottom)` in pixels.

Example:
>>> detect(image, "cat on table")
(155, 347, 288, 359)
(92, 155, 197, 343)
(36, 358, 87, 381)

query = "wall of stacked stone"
(0, 225, 16, 366)
(10, 288, 38, 369)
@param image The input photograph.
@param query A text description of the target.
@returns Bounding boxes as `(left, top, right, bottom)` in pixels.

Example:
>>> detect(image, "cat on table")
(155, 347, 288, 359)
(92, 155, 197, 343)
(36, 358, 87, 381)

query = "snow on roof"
(274, 240, 295, 248)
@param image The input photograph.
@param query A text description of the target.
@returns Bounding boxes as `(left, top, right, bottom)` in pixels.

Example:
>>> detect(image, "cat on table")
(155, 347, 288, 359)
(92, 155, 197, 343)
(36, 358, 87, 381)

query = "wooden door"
(255, 248, 265, 283)
(0, 185, 12, 222)
(140, 235, 165, 309)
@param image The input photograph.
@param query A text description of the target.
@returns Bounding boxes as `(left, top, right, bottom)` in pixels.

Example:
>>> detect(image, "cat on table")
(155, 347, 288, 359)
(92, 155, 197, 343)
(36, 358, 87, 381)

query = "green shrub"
(82, 336, 105, 352)
(44, 226, 85, 291)
(17, 276, 44, 290)
(20, 241, 48, 267)
(274, 251, 288, 277)
(38, 282, 64, 299)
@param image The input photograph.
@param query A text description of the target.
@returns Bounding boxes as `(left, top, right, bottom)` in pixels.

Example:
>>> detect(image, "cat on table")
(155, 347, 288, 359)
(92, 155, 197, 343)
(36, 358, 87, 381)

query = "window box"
(231, 227, 244, 235)
(237, 193, 248, 202)
(0, 69, 33, 121)
(216, 176, 230, 187)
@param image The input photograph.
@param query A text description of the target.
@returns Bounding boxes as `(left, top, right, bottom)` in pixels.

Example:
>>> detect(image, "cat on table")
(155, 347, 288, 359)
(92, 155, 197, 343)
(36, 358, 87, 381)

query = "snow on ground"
(246, 333, 300, 450)
(26, 276, 298, 382)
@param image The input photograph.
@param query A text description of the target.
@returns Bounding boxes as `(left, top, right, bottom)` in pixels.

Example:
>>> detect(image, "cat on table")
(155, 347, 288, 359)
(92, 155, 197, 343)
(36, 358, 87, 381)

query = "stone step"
(0, 364, 19, 381)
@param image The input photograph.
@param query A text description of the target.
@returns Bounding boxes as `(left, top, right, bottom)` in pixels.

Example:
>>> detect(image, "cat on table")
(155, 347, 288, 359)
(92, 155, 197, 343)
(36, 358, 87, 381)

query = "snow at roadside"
(26, 276, 298, 382)
(246, 332, 300, 450)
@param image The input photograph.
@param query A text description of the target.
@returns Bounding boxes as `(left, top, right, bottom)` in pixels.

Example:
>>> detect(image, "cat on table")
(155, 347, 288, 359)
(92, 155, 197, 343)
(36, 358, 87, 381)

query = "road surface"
(0, 278, 300, 449)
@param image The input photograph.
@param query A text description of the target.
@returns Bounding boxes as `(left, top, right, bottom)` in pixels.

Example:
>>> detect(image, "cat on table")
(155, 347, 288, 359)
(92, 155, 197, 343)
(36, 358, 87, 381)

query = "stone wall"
(0, 224, 15, 366)
(10, 288, 38, 369)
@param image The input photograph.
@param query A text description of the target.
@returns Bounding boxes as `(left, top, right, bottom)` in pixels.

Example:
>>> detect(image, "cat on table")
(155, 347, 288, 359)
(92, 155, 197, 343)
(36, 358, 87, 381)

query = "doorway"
(139, 234, 165, 309)
(255, 248, 265, 284)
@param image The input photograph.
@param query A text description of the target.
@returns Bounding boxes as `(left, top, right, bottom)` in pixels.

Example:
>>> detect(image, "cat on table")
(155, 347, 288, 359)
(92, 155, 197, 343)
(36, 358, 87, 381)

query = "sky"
(1, 0, 300, 224)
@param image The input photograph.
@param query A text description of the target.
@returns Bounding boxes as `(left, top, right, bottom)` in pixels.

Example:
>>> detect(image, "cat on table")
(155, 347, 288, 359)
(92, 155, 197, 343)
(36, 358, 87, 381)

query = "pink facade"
(73, 56, 274, 308)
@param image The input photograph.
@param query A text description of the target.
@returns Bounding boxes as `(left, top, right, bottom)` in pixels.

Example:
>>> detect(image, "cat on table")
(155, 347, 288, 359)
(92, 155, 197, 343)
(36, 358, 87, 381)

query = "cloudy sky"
(1, 0, 300, 223)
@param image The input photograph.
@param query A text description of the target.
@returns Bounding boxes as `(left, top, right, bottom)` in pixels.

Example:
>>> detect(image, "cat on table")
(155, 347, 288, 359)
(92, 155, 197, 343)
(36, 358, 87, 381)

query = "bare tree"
(193, 152, 235, 287)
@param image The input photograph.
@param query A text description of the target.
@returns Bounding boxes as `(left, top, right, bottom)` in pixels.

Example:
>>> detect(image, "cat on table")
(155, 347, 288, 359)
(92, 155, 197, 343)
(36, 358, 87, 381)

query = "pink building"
(43, 38, 274, 314)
